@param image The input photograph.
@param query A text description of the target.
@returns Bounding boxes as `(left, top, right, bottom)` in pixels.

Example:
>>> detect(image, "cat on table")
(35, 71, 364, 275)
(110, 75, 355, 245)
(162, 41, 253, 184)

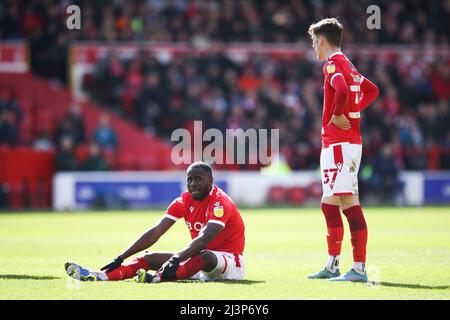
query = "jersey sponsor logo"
(189, 206, 194, 213)
(326, 63, 336, 74)
(186, 221, 204, 231)
(349, 112, 360, 119)
(213, 206, 224, 218)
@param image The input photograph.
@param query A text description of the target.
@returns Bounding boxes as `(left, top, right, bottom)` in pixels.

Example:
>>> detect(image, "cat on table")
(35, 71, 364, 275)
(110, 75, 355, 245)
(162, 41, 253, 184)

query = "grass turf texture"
(0, 207, 449, 300)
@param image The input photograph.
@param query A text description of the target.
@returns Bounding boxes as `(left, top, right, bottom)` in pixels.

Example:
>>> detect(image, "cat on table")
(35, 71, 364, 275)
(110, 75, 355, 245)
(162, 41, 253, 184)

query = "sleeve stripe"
(164, 213, 179, 221)
(360, 75, 365, 83)
(330, 73, 344, 87)
(208, 220, 225, 227)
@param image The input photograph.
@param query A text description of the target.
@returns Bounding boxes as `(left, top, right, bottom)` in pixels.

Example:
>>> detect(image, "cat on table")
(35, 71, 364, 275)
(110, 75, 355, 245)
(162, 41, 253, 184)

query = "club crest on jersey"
(326, 63, 335, 74)
(213, 206, 224, 218)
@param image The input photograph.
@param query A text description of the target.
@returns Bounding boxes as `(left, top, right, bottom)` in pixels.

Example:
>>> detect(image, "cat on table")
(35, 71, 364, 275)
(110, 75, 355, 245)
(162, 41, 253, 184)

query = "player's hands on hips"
(100, 255, 124, 273)
(158, 255, 180, 281)
(328, 114, 351, 130)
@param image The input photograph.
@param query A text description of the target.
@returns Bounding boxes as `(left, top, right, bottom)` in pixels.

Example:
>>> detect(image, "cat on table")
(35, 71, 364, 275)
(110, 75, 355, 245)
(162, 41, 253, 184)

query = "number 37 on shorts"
(320, 143, 362, 197)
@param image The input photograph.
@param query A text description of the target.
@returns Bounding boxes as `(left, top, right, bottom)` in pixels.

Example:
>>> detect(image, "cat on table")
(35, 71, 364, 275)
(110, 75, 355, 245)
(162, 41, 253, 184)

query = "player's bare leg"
(105, 252, 177, 281)
(143, 250, 217, 272)
(308, 195, 343, 279)
(198, 250, 219, 272)
(136, 250, 219, 283)
(65, 252, 175, 282)
(330, 194, 368, 282)
(143, 252, 175, 270)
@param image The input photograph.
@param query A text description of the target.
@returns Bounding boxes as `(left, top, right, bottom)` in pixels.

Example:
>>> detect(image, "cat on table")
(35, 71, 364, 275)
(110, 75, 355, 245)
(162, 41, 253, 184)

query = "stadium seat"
(17, 96, 34, 113)
(34, 109, 55, 136)
(9, 181, 25, 209)
(29, 179, 50, 209)
(18, 114, 33, 144)
(75, 144, 90, 163)
(117, 153, 137, 170)
(135, 151, 159, 170)
(102, 148, 116, 169)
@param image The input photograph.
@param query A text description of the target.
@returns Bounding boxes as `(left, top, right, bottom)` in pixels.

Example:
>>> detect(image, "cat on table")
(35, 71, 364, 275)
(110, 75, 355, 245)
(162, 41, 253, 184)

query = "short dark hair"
(187, 161, 213, 177)
(308, 18, 343, 48)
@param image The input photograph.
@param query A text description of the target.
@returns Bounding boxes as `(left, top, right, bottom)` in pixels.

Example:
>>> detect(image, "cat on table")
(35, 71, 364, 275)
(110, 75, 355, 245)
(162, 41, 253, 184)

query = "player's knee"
(142, 252, 165, 270)
(321, 195, 340, 206)
(339, 195, 359, 210)
(199, 250, 218, 272)
(142, 252, 154, 263)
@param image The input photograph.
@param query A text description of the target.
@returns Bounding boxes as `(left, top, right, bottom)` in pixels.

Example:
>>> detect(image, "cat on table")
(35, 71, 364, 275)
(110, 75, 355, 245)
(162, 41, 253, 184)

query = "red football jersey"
(321, 52, 364, 148)
(164, 185, 245, 255)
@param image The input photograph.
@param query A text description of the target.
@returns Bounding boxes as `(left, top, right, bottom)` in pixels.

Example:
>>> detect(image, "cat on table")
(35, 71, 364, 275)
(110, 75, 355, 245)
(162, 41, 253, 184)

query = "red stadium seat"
(117, 153, 137, 170)
(34, 109, 55, 135)
(29, 179, 50, 209)
(17, 96, 34, 113)
(102, 148, 116, 169)
(18, 114, 34, 144)
(9, 181, 25, 209)
(135, 151, 159, 170)
(75, 144, 90, 163)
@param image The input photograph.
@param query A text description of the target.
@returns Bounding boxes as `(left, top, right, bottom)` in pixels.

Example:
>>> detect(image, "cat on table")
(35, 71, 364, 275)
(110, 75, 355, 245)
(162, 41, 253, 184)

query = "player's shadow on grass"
(376, 281, 450, 290)
(0, 274, 60, 280)
(213, 279, 265, 285)
(178, 279, 265, 285)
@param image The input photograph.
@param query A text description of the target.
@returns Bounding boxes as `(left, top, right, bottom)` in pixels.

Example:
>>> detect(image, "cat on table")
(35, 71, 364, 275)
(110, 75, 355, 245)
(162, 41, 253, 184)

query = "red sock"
(175, 255, 205, 280)
(106, 257, 149, 281)
(321, 203, 344, 256)
(343, 205, 368, 263)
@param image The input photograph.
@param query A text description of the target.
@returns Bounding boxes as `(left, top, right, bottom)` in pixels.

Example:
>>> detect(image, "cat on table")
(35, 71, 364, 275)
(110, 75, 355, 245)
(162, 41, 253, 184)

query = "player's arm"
(175, 222, 224, 261)
(328, 73, 351, 130)
(118, 217, 176, 259)
(156, 222, 223, 280)
(358, 76, 379, 111)
(101, 217, 175, 272)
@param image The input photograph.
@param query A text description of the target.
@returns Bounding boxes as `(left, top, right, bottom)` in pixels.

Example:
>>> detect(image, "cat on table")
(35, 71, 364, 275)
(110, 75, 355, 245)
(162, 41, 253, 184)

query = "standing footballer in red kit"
(306, 18, 379, 282)
(64, 162, 245, 283)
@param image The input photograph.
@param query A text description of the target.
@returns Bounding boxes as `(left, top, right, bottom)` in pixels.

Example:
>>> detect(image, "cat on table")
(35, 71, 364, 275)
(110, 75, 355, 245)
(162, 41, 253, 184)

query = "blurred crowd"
(0, 0, 449, 204)
(0, 89, 117, 172)
(51, 109, 117, 172)
(86, 49, 450, 172)
(1, 0, 449, 84)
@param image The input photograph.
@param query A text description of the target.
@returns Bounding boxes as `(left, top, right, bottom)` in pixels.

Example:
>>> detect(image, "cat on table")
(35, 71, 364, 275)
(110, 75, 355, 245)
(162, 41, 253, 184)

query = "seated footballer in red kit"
(65, 162, 246, 283)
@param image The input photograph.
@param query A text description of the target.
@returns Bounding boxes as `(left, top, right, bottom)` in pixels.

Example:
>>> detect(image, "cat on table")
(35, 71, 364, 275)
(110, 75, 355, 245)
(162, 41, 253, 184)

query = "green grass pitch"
(0, 207, 449, 300)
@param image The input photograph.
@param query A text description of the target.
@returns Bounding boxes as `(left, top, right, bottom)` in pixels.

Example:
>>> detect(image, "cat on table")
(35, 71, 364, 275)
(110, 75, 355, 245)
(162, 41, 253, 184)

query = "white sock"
(90, 271, 108, 281)
(326, 255, 340, 273)
(353, 262, 365, 274)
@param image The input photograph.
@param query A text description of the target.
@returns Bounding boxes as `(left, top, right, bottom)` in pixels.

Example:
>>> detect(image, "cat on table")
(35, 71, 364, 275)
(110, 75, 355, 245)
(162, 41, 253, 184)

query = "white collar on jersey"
(328, 51, 343, 60)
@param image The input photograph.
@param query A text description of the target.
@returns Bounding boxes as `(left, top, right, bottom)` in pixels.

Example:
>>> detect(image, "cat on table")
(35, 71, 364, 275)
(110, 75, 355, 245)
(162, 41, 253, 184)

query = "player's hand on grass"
(328, 114, 351, 130)
(101, 255, 124, 273)
(158, 256, 180, 281)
